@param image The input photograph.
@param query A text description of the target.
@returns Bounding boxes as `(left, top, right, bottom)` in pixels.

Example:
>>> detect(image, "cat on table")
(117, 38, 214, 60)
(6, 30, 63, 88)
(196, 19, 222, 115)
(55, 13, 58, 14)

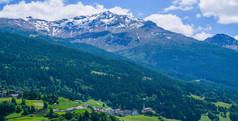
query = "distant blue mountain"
(205, 34, 238, 51)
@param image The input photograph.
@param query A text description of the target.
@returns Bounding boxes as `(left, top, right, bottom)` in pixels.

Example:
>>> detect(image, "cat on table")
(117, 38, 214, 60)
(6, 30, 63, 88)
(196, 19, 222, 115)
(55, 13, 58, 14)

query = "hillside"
(1, 32, 238, 121)
(1, 13, 238, 89)
(117, 39, 238, 88)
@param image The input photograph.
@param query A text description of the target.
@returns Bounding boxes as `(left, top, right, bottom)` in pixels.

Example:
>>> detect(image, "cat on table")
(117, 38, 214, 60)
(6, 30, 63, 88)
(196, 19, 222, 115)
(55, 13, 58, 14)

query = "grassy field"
(118, 115, 160, 121)
(219, 112, 231, 121)
(72, 109, 87, 114)
(199, 114, 211, 121)
(213, 102, 232, 108)
(8, 114, 47, 121)
(26, 100, 43, 109)
(48, 97, 83, 110)
(190, 94, 205, 101)
(81, 99, 109, 109)
(6, 113, 22, 119)
(199, 112, 231, 121)
(0, 97, 21, 103)
(0, 98, 43, 109)
(118, 115, 180, 121)
(50, 98, 109, 110)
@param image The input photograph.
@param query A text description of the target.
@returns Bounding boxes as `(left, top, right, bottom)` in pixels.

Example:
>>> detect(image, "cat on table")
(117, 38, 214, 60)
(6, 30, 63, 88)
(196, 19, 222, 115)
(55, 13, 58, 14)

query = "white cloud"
(144, 13, 214, 40)
(199, 0, 238, 24)
(234, 35, 238, 40)
(109, 6, 132, 16)
(0, 0, 12, 4)
(196, 14, 201, 18)
(145, 14, 194, 36)
(197, 25, 212, 32)
(0, 0, 132, 21)
(193, 32, 213, 41)
(164, 0, 198, 12)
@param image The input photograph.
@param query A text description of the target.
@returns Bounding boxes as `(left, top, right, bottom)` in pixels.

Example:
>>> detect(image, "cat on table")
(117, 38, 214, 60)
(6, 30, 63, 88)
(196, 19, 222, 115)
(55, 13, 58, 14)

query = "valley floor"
(0, 95, 233, 121)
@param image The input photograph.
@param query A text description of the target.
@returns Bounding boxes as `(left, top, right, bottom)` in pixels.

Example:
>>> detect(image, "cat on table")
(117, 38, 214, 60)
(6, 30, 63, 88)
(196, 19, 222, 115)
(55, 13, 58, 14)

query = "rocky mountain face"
(0, 11, 195, 52)
(205, 34, 238, 51)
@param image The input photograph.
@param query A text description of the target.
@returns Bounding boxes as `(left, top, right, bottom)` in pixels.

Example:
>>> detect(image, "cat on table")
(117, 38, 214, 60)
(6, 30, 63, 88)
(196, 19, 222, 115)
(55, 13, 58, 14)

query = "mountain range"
(1, 11, 237, 88)
(1, 11, 238, 121)
(0, 11, 194, 52)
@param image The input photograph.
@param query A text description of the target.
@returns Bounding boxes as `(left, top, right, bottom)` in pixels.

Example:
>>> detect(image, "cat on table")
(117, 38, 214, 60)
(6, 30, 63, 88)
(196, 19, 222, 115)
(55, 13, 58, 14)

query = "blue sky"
(0, 0, 237, 40)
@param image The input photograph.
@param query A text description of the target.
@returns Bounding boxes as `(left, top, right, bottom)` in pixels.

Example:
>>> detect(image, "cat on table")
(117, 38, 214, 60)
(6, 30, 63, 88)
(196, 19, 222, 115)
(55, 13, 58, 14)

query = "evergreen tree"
(16, 106, 22, 113)
(0, 101, 15, 121)
(22, 105, 30, 115)
(21, 99, 26, 105)
(47, 108, 54, 118)
(64, 112, 73, 120)
(43, 101, 48, 109)
(11, 97, 17, 105)
(84, 110, 90, 119)
(30, 106, 36, 113)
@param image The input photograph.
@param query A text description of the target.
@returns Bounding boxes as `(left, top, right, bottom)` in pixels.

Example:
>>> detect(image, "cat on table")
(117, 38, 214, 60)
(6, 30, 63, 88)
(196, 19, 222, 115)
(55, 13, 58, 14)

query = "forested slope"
(0, 32, 238, 121)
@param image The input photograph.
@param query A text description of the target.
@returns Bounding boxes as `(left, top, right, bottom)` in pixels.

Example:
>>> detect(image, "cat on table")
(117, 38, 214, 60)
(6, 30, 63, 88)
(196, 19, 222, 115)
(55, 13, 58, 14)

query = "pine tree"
(11, 97, 17, 105)
(16, 106, 22, 113)
(21, 99, 26, 105)
(43, 101, 48, 109)
(30, 106, 36, 113)
(47, 108, 54, 118)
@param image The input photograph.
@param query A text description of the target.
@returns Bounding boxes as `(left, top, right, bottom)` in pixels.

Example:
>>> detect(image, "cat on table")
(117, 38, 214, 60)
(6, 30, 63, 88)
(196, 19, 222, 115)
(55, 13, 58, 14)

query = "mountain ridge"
(0, 11, 196, 52)
(205, 34, 238, 51)
(1, 12, 238, 89)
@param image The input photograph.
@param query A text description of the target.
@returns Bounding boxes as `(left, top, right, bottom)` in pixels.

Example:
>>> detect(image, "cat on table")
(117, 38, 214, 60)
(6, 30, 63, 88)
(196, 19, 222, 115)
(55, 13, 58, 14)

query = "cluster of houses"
(93, 106, 156, 117)
(93, 107, 139, 116)
(53, 103, 157, 117)
(0, 86, 22, 97)
(141, 107, 156, 114)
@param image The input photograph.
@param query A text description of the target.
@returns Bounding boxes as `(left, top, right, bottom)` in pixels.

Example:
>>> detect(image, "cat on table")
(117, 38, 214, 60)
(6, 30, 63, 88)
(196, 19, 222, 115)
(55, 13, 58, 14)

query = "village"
(93, 106, 156, 117)
(53, 103, 156, 117)
(1, 87, 157, 118)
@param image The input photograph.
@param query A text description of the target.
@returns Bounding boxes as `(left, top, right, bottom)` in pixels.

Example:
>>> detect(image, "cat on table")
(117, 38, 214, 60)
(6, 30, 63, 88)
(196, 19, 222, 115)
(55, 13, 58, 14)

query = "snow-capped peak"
(18, 11, 145, 38)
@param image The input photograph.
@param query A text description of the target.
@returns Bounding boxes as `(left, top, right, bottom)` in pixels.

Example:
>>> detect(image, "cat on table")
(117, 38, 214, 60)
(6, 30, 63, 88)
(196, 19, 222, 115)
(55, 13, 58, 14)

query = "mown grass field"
(190, 94, 205, 101)
(213, 102, 232, 108)
(118, 115, 180, 121)
(118, 115, 160, 121)
(81, 99, 109, 109)
(8, 114, 47, 121)
(0, 97, 21, 103)
(49, 97, 108, 110)
(0, 98, 43, 110)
